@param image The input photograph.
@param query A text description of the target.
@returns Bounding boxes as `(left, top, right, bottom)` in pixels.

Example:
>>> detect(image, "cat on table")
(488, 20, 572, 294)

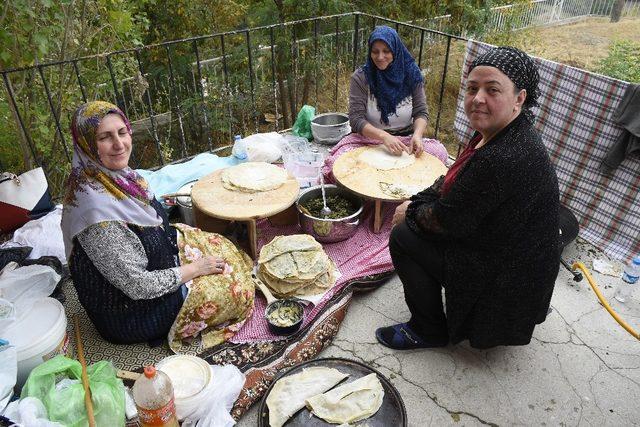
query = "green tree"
(0, 0, 148, 182)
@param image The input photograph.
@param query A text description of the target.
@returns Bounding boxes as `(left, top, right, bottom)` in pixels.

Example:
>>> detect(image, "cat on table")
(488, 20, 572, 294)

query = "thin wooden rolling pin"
(74, 315, 96, 427)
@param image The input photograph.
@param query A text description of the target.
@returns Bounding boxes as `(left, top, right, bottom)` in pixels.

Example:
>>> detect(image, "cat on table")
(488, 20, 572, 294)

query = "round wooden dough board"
(333, 146, 448, 202)
(191, 167, 300, 221)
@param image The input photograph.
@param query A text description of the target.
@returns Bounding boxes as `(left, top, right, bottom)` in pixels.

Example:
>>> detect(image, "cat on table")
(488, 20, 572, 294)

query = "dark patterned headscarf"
(469, 46, 540, 121)
(362, 26, 423, 126)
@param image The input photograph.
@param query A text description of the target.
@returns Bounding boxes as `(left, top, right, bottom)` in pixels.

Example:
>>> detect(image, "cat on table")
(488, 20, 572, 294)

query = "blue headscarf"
(362, 26, 423, 126)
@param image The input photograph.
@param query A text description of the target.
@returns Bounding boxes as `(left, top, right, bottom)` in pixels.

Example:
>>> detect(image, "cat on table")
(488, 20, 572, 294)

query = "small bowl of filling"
(296, 185, 363, 243)
(254, 275, 305, 335)
(265, 299, 304, 335)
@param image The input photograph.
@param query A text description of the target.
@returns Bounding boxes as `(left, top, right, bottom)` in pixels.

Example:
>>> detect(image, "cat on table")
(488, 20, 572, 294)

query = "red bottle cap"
(143, 365, 156, 379)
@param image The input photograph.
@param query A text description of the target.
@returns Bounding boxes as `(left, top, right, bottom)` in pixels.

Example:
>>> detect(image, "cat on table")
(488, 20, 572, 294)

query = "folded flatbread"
(267, 367, 349, 427)
(306, 373, 384, 424)
(258, 234, 321, 264)
(379, 182, 423, 199)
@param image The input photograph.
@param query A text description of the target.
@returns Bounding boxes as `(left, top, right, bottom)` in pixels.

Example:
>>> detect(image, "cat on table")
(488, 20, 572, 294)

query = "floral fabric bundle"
(169, 224, 254, 352)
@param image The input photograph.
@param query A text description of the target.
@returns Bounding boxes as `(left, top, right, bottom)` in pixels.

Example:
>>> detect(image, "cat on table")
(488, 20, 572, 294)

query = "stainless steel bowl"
(296, 184, 363, 243)
(176, 180, 197, 226)
(311, 112, 351, 145)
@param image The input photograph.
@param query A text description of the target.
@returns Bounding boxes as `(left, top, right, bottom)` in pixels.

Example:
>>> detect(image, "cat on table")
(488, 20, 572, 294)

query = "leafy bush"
(596, 40, 640, 83)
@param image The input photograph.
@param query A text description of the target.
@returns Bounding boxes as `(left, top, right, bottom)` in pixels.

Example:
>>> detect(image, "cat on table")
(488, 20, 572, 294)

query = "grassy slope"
(497, 17, 640, 71)
(433, 17, 640, 155)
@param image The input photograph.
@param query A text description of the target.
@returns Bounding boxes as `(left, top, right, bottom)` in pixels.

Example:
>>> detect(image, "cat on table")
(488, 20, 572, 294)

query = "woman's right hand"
(193, 256, 225, 277)
(181, 256, 225, 282)
(381, 134, 408, 156)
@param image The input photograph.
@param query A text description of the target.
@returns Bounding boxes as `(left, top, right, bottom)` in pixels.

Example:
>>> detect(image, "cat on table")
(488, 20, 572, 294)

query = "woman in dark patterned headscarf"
(376, 46, 560, 350)
(348, 26, 429, 155)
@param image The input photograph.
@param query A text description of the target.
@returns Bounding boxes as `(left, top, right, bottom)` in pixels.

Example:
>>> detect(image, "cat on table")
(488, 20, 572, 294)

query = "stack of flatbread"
(258, 234, 337, 298)
(266, 367, 385, 427)
(221, 161, 288, 193)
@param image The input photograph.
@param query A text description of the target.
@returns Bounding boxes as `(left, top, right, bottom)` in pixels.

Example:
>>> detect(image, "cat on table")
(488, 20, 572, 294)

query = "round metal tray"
(257, 357, 407, 426)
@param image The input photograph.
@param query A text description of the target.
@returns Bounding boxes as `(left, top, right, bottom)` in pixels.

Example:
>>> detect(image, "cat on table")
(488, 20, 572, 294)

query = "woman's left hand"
(392, 201, 411, 227)
(410, 135, 424, 157)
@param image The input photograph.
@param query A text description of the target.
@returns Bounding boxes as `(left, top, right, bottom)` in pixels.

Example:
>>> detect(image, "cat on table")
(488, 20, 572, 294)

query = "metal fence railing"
(2, 5, 638, 197)
(0, 12, 467, 198)
(415, 0, 640, 35)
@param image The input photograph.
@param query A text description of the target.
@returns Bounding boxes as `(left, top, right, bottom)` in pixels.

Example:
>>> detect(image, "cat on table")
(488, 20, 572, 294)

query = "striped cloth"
(454, 40, 640, 262)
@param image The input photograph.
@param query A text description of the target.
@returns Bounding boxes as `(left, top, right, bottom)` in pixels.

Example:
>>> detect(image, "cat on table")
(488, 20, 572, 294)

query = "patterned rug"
(62, 258, 392, 421)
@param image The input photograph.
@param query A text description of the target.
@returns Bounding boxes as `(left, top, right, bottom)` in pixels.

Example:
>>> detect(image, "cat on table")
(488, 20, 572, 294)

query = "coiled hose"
(572, 261, 639, 340)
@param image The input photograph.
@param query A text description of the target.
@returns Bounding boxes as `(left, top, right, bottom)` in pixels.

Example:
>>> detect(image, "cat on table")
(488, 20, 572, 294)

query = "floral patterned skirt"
(168, 223, 255, 353)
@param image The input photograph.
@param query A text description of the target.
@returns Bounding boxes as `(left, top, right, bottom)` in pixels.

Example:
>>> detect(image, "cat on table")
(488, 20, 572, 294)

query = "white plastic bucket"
(157, 355, 212, 421)
(1, 297, 70, 388)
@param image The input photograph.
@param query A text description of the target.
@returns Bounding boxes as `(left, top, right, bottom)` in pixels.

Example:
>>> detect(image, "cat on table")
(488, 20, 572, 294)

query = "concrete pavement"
(238, 236, 640, 426)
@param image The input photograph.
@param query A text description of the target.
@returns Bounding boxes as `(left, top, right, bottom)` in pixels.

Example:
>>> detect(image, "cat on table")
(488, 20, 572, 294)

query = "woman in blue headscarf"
(348, 26, 428, 156)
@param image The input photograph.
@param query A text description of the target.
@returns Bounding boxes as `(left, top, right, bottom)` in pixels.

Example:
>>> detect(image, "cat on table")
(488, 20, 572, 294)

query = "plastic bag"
(240, 132, 287, 163)
(0, 342, 16, 412)
(21, 355, 126, 427)
(2, 396, 63, 427)
(0, 263, 60, 321)
(181, 364, 245, 427)
(292, 105, 316, 141)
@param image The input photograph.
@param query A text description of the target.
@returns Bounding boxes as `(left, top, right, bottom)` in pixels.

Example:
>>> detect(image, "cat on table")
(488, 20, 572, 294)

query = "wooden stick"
(373, 200, 383, 233)
(159, 192, 190, 199)
(116, 369, 141, 382)
(247, 219, 258, 260)
(74, 315, 96, 427)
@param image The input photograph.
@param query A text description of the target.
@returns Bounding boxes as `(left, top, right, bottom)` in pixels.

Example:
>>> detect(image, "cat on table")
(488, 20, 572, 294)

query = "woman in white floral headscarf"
(62, 101, 253, 345)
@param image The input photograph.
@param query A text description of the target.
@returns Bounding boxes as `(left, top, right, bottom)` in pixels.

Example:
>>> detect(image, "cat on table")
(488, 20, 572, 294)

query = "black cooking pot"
(559, 205, 579, 249)
(558, 205, 582, 281)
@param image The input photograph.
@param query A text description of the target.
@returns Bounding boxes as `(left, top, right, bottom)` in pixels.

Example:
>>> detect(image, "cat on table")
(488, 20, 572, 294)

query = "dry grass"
(494, 17, 640, 71)
(428, 16, 640, 156)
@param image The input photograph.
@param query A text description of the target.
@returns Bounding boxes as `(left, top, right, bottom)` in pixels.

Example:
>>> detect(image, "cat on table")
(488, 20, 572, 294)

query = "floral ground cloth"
(168, 223, 255, 353)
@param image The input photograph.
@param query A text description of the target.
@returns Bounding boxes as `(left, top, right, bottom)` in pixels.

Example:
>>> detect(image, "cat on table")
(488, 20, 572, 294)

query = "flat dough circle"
(358, 145, 415, 170)
(333, 146, 448, 201)
(221, 162, 288, 193)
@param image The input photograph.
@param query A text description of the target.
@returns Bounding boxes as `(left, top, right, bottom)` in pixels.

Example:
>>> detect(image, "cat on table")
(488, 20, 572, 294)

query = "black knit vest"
(70, 200, 184, 344)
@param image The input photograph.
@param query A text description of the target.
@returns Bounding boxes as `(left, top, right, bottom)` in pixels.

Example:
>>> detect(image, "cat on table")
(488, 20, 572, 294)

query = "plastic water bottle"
(132, 365, 179, 427)
(614, 255, 640, 303)
(232, 134, 248, 162)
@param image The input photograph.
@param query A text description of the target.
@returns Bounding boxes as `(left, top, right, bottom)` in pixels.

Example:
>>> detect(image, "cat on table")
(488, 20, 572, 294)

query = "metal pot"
(311, 112, 351, 145)
(296, 184, 363, 243)
(176, 181, 197, 226)
(559, 205, 583, 282)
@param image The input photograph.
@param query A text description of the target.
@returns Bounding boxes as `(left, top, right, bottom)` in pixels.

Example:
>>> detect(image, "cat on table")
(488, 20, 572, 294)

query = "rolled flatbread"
(358, 146, 415, 170)
(267, 367, 349, 427)
(306, 373, 384, 424)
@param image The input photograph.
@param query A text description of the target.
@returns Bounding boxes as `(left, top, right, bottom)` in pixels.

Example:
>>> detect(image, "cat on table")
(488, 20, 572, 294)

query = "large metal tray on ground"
(257, 357, 407, 426)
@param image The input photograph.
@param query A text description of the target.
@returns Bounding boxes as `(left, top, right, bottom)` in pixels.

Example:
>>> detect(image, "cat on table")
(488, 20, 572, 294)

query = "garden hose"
(572, 261, 640, 340)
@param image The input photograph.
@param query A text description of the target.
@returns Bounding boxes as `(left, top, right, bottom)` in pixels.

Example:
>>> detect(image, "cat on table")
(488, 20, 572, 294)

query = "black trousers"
(389, 222, 448, 340)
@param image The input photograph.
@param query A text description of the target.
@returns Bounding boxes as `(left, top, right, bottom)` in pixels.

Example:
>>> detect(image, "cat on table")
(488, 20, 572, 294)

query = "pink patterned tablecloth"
(230, 202, 398, 342)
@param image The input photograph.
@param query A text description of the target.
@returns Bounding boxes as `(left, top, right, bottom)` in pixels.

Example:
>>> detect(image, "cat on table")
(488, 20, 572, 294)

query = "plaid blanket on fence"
(454, 40, 640, 262)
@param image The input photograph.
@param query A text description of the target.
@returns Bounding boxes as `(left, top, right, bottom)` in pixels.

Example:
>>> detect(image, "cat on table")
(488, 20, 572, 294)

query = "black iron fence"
(0, 12, 467, 199)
